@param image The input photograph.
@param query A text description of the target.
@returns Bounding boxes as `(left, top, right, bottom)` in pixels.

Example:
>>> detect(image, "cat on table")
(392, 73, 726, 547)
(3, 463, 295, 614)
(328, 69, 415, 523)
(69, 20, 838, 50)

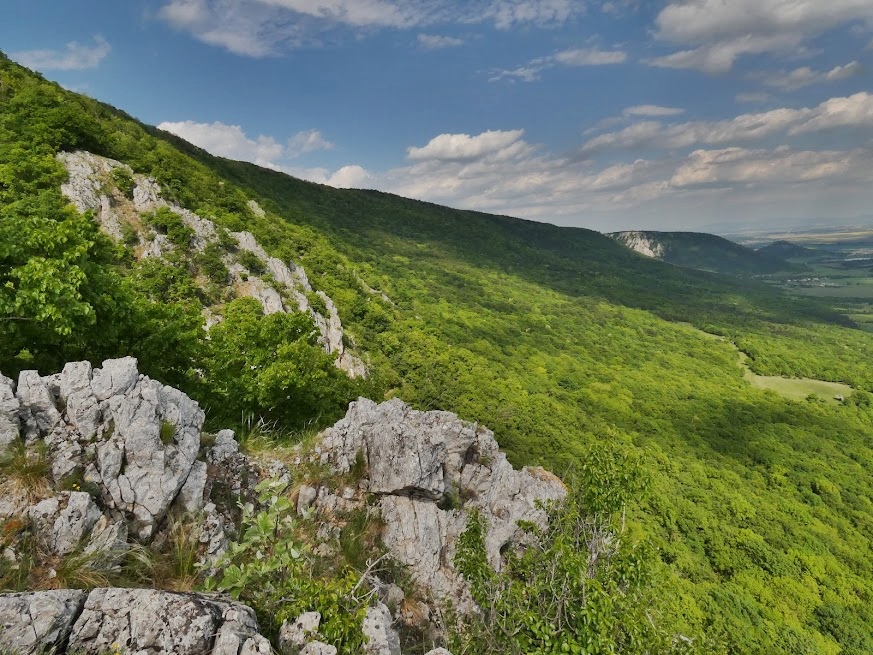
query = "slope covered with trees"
(609, 230, 799, 275)
(3, 52, 873, 654)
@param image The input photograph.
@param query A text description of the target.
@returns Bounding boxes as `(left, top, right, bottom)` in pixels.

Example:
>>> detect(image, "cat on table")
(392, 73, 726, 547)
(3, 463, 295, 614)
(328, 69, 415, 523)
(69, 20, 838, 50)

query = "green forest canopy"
(2, 51, 873, 654)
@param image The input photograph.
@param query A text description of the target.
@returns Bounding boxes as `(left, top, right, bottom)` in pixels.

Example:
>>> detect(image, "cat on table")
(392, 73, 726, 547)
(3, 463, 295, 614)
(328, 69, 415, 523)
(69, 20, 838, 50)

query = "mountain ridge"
(3, 50, 873, 655)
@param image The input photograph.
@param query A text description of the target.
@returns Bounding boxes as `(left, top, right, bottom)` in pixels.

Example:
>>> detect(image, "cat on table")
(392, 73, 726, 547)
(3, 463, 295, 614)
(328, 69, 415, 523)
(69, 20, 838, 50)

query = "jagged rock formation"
(0, 358, 565, 654)
(57, 151, 367, 379)
(0, 589, 271, 655)
(0, 358, 266, 562)
(307, 398, 567, 612)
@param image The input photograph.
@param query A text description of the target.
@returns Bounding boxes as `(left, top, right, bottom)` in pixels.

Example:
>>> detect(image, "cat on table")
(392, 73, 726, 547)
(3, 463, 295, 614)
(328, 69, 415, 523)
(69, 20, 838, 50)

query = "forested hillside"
(609, 230, 798, 275)
(3, 52, 873, 654)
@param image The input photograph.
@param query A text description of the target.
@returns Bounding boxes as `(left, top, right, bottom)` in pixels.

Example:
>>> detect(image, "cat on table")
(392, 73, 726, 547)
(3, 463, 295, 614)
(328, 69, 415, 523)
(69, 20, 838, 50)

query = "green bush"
(195, 243, 230, 285)
(205, 478, 368, 649)
(237, 250, 266, 275)
(143, 207, 194, 249)
(110, 166, 135, 199)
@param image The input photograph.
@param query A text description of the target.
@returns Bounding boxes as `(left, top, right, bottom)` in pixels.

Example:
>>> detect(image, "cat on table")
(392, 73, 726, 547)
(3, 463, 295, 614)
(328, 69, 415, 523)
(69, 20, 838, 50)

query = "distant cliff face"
(609, 230, 796, 275)
(610, 231, 666, 260)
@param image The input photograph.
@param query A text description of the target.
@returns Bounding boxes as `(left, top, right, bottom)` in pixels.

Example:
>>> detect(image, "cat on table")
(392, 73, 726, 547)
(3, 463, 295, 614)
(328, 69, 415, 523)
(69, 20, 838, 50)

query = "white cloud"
(670, 146, 863, 188)
(757, 60, 863, 91)
(736, 92, 772, 104)
(491, 46, 628, 82)
(11, 36, 111, 71)
(484, 0, 584, 30)
(326, 165, 371, 188)
(623, 105, 684, 117)
(407, 130, 530, 161)
(288, 129, 335, 157)
(582, 92, 873, 153)
(417, 33, 464, 49)
(154, 119, 873, 229)
(159, 0, 584, 55)
(826, 60, 863, 81)
(158, 120, 335, 173)
(371, 129, 873, 229)
(554, 47, 627, 66)
(650, 0, 873, 73)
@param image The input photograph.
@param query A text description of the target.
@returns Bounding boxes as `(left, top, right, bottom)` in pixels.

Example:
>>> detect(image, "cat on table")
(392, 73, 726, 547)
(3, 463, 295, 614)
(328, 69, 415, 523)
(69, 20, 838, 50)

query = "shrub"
(205, 478, 368, 648)
(195, 243, 230, 285)
(143, 207, 194, 249)
(160, 421, 175, 445)
(237, 250, 266, 275)
(110, 166, 135, 199)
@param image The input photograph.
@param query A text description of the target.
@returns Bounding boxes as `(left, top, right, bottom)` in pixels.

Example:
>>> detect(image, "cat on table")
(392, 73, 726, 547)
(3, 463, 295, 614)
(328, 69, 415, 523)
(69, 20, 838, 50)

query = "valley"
(2, 51, 873, 655)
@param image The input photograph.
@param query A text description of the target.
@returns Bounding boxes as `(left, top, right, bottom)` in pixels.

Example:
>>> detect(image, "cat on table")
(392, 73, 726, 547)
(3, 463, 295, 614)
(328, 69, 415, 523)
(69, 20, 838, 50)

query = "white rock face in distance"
(56, 150, 367, 379)
(610, 231, 666, 259)
(315, 398, 567, 612)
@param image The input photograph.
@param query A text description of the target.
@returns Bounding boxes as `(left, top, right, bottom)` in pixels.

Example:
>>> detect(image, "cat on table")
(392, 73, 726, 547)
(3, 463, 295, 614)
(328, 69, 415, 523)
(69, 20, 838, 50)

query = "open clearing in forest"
(682, 324, 854, 405)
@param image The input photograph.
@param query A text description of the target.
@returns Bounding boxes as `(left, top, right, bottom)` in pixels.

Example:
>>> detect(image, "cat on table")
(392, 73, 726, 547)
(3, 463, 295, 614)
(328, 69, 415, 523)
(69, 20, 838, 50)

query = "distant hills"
(609, 230, 801, 275)
(756, 239, 819, 260)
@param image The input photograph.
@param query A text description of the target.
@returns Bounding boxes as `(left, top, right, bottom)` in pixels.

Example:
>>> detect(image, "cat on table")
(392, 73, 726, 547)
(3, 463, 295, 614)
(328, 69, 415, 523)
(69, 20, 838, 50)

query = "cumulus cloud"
(11, 36, 111, 71)
(158, 120, 338, 177)
(158, 120, 286, 166)
(649, 0, 873, 73)
(490, 46, 628, 82)
(159, 0, 584, 55)
(581, 92, 873, 153)
(670, 146, 863, 188)
(417, 33, 464, 49)
(153, 118, 873, 228)
(407, 130, 531, 161)
(757, 60, 863, 91)
(373, 128, 873, 229)
(287, 129, 335, 157)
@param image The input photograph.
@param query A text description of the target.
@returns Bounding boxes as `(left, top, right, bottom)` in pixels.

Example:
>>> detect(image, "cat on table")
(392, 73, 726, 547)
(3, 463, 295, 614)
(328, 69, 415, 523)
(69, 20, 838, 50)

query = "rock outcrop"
(0, 359, 565, 655)
(0, 358, 269, 561)
(0, 589, 271, 655)
(0, 590, 85, 655)
(310, 398, 567, 612)
(57, 151, 367, 379)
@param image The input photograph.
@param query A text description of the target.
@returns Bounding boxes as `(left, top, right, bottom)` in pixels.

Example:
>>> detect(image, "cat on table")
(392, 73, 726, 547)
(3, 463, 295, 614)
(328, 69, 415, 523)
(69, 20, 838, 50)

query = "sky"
(3, 1, 873, 233)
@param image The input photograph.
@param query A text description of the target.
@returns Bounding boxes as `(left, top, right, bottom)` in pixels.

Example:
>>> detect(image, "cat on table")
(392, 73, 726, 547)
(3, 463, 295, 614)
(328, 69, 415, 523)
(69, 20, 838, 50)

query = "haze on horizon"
(4, 0, 873, 233)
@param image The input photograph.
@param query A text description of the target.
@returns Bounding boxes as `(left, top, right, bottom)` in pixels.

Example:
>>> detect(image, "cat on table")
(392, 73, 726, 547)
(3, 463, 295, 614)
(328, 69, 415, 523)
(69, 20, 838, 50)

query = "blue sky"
(4, 1, 873, 232)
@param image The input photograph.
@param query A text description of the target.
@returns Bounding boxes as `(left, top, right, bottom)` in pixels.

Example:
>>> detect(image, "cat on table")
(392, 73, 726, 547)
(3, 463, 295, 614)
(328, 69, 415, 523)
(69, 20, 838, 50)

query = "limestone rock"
(362, 602, 401, 655)
(316, 398, 566, 612)
(247, 200, 266, 218)
(27, 492, 102, 556)
(0, 373, 19, 450)
(300, 642, 337, 655)
(95, 367, 204, 539)
(279, 611, 321, 654)
(68, 588, 269, 655)
(0, 590, 87, 655)
(16, 370, 61, 440)
(424, 649, 454, 655)
(178, 460, 208, 513)
(58, 150, 368, 381)
(58, 361, 100, 440)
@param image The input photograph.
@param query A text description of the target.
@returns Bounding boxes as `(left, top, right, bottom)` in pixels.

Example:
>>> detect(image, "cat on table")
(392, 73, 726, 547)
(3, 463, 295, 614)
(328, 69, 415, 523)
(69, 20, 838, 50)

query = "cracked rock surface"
(314, 398, 567, 612)
(0, 590, 86, 655)
(0, 589, 271, 655)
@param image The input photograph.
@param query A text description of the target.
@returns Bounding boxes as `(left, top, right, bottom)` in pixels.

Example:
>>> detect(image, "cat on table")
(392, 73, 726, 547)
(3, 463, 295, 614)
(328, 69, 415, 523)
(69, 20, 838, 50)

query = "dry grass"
(0, 442, 53, 510)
